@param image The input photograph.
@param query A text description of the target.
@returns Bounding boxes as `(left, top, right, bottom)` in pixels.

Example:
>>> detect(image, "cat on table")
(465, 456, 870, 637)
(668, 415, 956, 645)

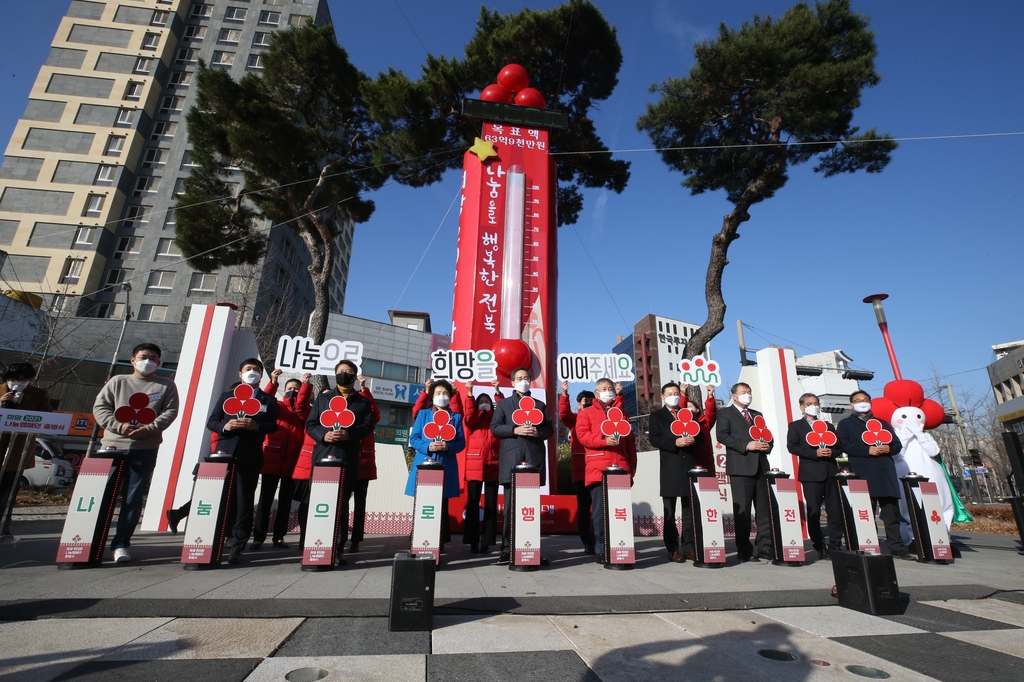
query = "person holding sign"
(575, 377, 637, 563)
(786, 393, 844, 559)
(348, 375, 381, 554)
(412, 379, 465, 419)
(716, 382, 773, 563)
(686, 385, 718, 470)
(648, 382, 704, 563)
(490, 366, 554, 566)
(837, 391, 912, 560)
(559, 382, 598, 555)
(0, 362, 51, 537)
(461, 379, 502, 553)
(404, 380, 466, 554)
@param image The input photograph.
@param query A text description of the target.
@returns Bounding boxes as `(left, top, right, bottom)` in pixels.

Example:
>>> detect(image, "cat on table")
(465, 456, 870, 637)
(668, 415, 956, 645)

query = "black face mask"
(336, 372, 355, 387)
(285, 390, 298, 399)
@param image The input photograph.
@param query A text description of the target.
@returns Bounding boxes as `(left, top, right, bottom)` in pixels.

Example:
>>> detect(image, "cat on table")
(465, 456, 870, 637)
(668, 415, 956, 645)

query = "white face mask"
(7, 380, 29, 392)
(433, 394, 450, 408)
(663, 395, 680, 408)
(736, 393, 753, 406)
(135, 359, 158, 375)
(479, 402, 492, 411)
(598, 391, 615, 404)
(803, 404, 820, 417)
(852, 402, 871, 414)
(514, 380, 531, 394)
(242, 370, 262, 386)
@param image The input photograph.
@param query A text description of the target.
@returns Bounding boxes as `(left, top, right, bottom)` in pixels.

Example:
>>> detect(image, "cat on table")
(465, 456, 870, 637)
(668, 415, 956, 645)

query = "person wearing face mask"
(0, 362, 52, 537)
(461, 379, 503, 553)
(247, 370, 313, 550)
(207, 358, 279, 563)
(648, 382, 704, 563)
(93, 343, 179, 563)
(786, 393, 844, 559)
(575, 377, 638, 564)
(490, 366, 554, 565)
(686, 384, 718, 470)
(412, 378, 465, 420)
(837, 390, 911, 560)
(559, 382, 604, 555)
(404, 379, 466, 556)
(716, 382, 774, 563)
(302, 359, 375, 565)
(348, 374, 381, 554)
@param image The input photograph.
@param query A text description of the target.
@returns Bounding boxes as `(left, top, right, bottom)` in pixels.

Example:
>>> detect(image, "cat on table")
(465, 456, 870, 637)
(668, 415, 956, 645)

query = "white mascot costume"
(890, 405, 952, 545)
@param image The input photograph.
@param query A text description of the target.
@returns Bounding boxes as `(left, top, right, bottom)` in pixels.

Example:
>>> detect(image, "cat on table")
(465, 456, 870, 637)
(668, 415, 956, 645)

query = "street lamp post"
(83, 283, 132, 460)
(862, 293, 903, 380)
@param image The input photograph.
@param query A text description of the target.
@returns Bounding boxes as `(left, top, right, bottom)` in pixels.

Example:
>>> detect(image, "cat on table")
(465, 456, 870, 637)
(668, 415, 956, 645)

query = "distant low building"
(989, 339, 1024, 437)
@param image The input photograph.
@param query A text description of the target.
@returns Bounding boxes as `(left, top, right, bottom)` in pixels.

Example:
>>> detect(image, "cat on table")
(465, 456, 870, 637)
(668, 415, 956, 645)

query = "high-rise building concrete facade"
(0, 0, 350, 333)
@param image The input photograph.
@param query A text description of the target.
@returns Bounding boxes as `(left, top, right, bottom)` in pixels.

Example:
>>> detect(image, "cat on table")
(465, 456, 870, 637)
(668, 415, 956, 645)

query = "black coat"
(490, 392, 553, 485)
(648, 406, 704, 498)
(836, 414, 903, 498)
(207, 388, 279, 469)
(786, 418, 842, 483)
(716, 404, 774, 477)
(305, 389, 375, 469)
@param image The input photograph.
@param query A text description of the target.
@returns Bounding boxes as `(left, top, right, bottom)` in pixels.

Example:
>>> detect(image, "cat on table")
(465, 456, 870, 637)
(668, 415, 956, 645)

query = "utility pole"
(946, 383, 982, 505)
(84, 283, 132, 460)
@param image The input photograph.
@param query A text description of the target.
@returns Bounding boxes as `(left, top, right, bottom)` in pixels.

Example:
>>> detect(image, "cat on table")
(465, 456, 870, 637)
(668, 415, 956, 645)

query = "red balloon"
(514, 88, 546, 109)
(496, 64, 529, 93)
(492, 339, 533, 378)
(480, 83, 513, 103)
(128, 392, 150, 409)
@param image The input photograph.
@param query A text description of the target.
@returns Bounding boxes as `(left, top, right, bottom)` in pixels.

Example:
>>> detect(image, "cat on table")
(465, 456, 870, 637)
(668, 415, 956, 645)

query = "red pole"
(863, 294, 902, 381)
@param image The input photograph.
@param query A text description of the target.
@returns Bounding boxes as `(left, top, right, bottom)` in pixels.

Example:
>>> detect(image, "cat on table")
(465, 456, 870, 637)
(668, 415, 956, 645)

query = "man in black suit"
(649, 382, 704, 563)
(717, 382, 773, 562)
(207, 358, 279, 564)
(786, 393, 844, 559)
(303, 359, 375, 565)
(836, 390, 912, 560)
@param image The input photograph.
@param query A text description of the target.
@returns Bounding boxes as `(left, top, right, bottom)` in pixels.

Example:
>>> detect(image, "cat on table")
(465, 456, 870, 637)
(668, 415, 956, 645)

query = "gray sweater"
(94, 373, 179, 451)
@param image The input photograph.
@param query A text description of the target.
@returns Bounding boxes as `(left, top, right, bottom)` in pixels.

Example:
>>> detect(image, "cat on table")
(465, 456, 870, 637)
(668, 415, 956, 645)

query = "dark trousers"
(574, 479, 594, 550)
(873, 495, 905, 553)
(0, 470, 18, 535)
(663, 496, 694, 554)
(231, 465, 261, 549)
(110, 449, 158, 550)
(802, 478, 844, 550)
(464, 479, 498, 547)
(297, 466, 355, 551)
(348, 478, 371, 544)
(500, 487, 512, 554)
(589, 483, 605, 552)
(731, 468, 771, 556)
(253, 474, 295, 543)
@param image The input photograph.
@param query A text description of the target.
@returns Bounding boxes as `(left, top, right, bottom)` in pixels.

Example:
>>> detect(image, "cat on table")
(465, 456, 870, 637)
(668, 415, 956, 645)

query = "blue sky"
(2, 1, 1022, 404)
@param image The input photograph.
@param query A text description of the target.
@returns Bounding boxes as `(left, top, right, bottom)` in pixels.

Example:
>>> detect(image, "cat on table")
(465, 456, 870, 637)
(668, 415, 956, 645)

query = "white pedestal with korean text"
(302, 459, 346, 571)
(603, 466, 634, 570)
(902, 474, 954, 563)
(56, 450, 126, 568)
(181, 455, 236, 569)
(837, 472, 881, 554)
(766, 470, 806, 566)
(410, 460, 445, 564)
(689, 468, 726, 567)
(510, 463, 541, 571)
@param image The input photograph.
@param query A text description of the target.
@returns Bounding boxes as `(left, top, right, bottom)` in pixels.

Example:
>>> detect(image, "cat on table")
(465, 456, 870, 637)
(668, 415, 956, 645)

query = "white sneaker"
(113, 547, 131, 563)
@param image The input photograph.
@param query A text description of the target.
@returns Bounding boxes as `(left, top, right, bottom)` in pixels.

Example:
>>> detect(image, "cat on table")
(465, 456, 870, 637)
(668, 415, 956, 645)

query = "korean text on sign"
(556, 353, 636, 383)
(430, 349, 498, 382)
(275, 335, 363, 376)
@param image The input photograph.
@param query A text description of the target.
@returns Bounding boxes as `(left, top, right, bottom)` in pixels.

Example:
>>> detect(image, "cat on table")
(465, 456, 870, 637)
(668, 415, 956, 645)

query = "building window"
(151, 121, 177, 139)
(160, 96, 184, 113)
(212, 51, 235, 67)
(225, 182, 240, 196)
(142, 33, 160, 50)
(105, 268, 133, 286)
(173, 178, 187, 195)
(74, 227, 95, 245)
(83, 194, 105, 218)
(114, 108, 135, 128)
(259, 11, 281, 25)
(252, 32, 271, 47)
(288, 14, 306, 27)
(218, 28, 241, 43)
(184, 25, 207, 40)
(226, 275, 248, 293)
(176, 48, 198, 64)
(155, 237, 182, 258)
(189, 272, 217, 295)
(137, 304, 168, 322)
(124, 205, 148, 228)
(146, 270, 176, 294)
(60, 258, 85, 284)
(51, 294, 75, 313)
(246, 54, 264, 69)
(94, 165, 115, 185)
(124, 82, 144, 101)
(169, 71, 193, 87)
(224, 7, 248, 21)
(151, 11, 170, 26)
(163, 210, 176, 230)
(97, 302, 125, 319)
(142, 148, 165, 167)
(134, 176, 157, 196)
(180, 151, 198, 169)
(114, 236, 141, 259)
(190, 3, 213, 19)
(264, 0, 283, 5)
(275, 266, 287, 287)
(134, 57, 153, 74)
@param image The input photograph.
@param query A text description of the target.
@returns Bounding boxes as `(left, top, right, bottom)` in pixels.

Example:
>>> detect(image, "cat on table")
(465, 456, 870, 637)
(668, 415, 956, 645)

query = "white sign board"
(842, 479, 881, 554)
(557, 353, 635, 383)
(694, 476, 727, 563)
(605, 472, 635, 565)
(276, 335, 363, 375)
(57, 457, 114, 563)
(771, 478, 806, 562)
(302, 465, 344, 566)
(410, 466, 445, 563)
(1, 408, 72, 436)
(513, 471, 542, 566)
(180, 462, 230, 564)
(913, 481, 953, 560)
(429, 349, 498, 382)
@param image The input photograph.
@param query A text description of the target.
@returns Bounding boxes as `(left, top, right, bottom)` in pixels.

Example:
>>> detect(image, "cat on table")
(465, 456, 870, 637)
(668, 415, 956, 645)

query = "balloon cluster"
(480, 64, 546, 109)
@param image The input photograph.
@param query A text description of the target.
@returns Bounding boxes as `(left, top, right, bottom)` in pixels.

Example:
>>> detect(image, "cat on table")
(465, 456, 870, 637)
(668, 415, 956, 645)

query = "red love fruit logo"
(319, 395, 355, 430)
(861, 419, 893, 447)
(748, 415, 773, 443)
(512, 396, 543, 426)
(805, 420, 838, 448)
(423, 409, 457, 441)
(114, 392, 157, 425)
(930, 510, 941, 523)
(223, 384, 261, 419)
(670, 409, 700, 437)
(600, 406, 632, 437)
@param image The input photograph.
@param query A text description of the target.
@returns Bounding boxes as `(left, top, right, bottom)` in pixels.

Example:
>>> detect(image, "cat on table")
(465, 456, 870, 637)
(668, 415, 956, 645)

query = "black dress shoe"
(470, 544, 479, 554)
(273, 539, 289, 549)
(227, 547, 242, 564)
(893, 550, 917, 561)
(540, 558, 550, 566)
(336, 555, 348, 566)
(758, 549, 774, 561)
(165, 509, 180, 534)
(250, 541, 263, 551)
(495, 553, 510, 565)
(583, 546, 596, 555)
(595, 556, 607, 565)
(480, 544, 490, 554)
(348, 542, 359, 554)
(737, 553, 760, 563)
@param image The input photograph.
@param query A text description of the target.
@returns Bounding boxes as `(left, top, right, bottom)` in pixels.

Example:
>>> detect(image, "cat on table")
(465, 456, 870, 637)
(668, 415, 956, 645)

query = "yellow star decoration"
(469, 137, 498, 163)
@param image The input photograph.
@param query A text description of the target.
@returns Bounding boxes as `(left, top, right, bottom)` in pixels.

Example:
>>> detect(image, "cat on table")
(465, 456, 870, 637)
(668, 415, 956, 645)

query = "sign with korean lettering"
(694, 476, 727, 563)
(410, 466, 444, 564)
(512, 470, 541, 566)
(912, 481, 953, 560)
(770, 478, 806, 562)
(180, 462, 230, 565)
(841, 479, 880, 555)
(605, 471, 635, 565)
(56, 457, 114, 563)
(430, 349, 498, 383)
(374, 424, 411, 445)
(302, 465, 343, 567)
(557, 353, 635, 383)
(0, 408, 72, 436)
(275, 335, 363, 376)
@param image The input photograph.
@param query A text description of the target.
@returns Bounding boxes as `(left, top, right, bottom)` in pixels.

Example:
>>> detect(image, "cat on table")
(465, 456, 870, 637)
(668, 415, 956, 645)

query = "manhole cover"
(758, 649, 797, 661)
(285, 668, 330, 682)
(846, 664, 891, 679)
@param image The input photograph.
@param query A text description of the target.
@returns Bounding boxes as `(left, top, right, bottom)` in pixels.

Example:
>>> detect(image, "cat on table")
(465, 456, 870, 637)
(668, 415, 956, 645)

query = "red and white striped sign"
(57, 457, 114, 563)
(302, 465, 344, 566)
(180, 462, 230, 565)
(606, 473, 635, 565)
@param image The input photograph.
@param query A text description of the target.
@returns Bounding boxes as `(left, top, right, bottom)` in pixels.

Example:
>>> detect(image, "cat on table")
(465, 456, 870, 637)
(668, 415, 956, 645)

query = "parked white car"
(20, 439, 76, 489)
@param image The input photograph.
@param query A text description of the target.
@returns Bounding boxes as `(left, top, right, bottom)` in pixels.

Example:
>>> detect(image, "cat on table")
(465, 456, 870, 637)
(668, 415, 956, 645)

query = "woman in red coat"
(461, 379, 502, 553)
(348, 376, 381, 553)
(688, 384, 718, 470)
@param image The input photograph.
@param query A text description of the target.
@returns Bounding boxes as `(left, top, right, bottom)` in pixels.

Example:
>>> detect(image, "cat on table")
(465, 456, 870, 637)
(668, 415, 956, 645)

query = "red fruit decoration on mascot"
(869, 380, 944, 430)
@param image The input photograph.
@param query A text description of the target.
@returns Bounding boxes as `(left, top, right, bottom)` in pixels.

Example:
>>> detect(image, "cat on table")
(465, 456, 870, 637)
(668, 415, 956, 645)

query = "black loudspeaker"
(388, 552, 436, 631)
(831, 549, 902, 615)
